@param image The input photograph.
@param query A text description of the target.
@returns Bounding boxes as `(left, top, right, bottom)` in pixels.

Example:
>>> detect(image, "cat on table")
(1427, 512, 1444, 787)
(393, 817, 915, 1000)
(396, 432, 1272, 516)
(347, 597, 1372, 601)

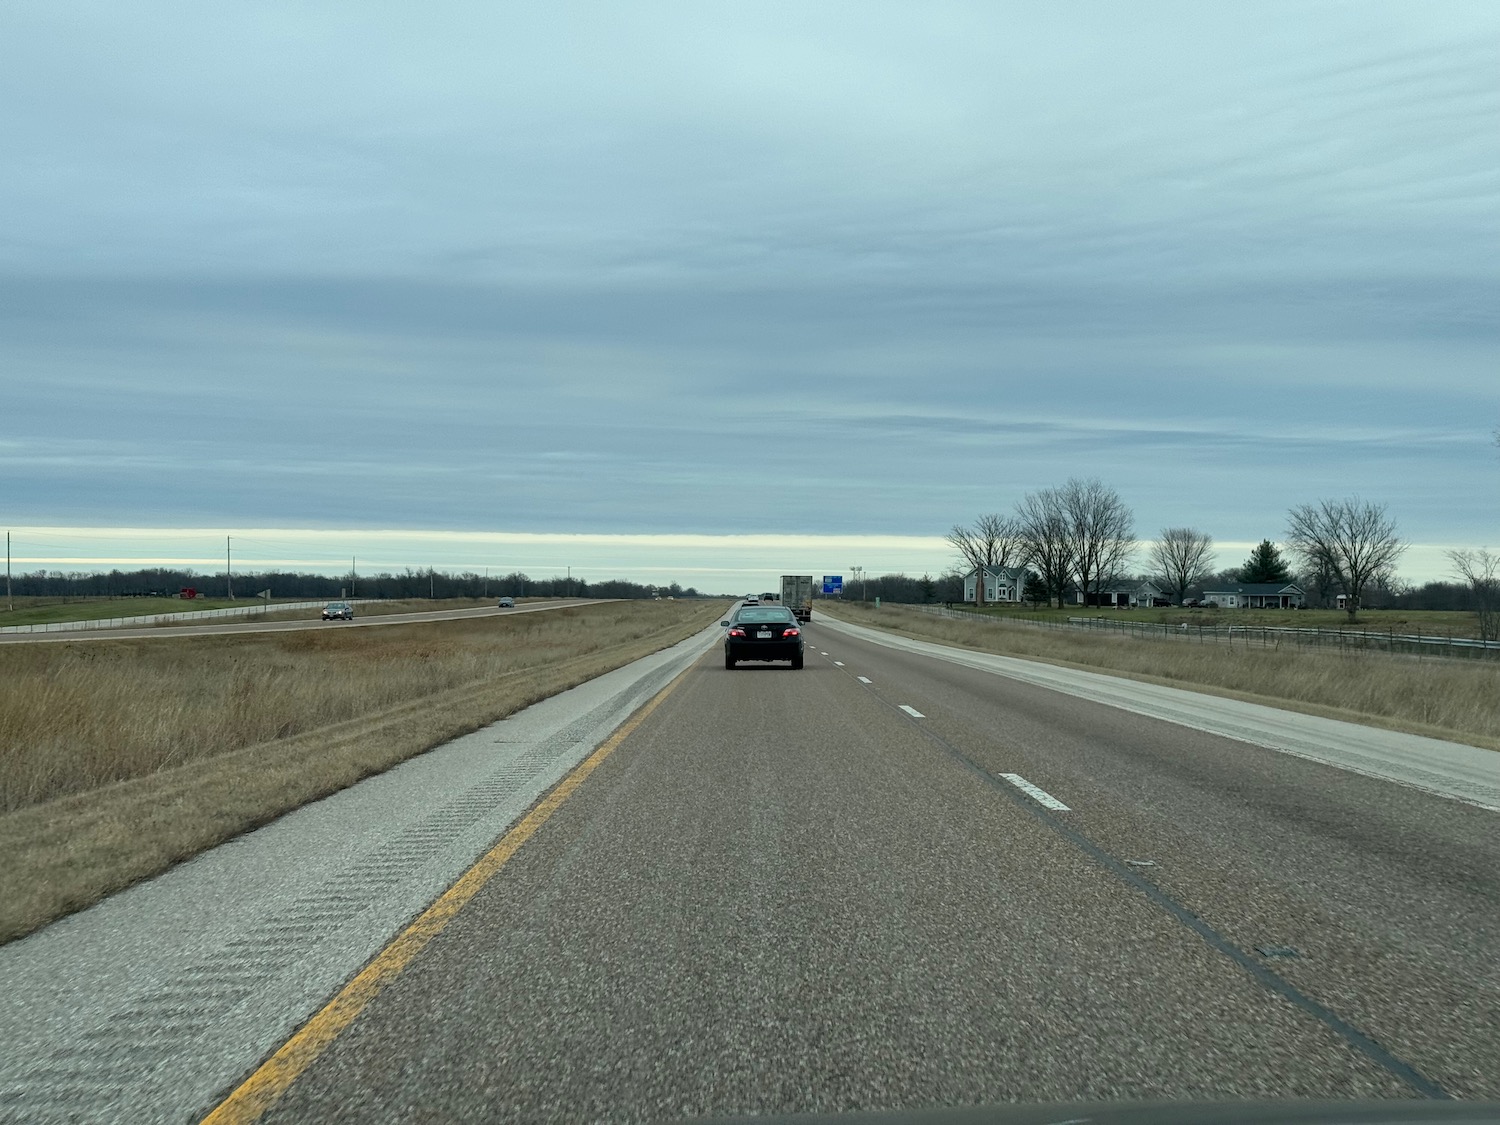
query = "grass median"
(1, 595, 314, 627)
(0, 599, 726, 943)
(821, 602, 1500, 751)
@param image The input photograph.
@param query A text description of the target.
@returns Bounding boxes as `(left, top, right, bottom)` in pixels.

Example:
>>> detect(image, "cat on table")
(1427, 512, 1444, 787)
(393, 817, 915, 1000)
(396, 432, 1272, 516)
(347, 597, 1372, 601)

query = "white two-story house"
(963, 565, 1028, 604)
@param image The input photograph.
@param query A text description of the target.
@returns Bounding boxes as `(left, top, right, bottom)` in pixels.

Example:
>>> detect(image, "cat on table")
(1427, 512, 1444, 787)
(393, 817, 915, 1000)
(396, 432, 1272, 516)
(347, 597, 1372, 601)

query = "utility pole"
(226, 536, 233, 600)
(430, 569, 435, 599)
(567, 565, 571, 598)
(6, 531, 11, 612)
(484, 567, 489, 598)
(351, 557, 356, 598)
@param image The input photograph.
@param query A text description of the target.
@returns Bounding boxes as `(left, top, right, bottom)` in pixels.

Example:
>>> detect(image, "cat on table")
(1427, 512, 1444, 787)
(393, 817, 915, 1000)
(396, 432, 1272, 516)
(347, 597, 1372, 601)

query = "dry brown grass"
(0, 600, 724, 942)
(825, 603, 1500, 750)
(1, 600, 673, 811)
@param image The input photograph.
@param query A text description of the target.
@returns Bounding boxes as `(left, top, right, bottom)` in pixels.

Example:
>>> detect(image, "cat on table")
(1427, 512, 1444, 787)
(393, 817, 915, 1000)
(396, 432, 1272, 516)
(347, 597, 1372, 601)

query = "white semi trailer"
(780, 575, 814, 622)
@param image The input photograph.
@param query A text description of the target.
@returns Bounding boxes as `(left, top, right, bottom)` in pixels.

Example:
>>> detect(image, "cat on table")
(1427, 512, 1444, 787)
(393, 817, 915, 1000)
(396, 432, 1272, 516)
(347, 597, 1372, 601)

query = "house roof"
(1203, 583, 1304, 596)
(967, 565, 1027, 581)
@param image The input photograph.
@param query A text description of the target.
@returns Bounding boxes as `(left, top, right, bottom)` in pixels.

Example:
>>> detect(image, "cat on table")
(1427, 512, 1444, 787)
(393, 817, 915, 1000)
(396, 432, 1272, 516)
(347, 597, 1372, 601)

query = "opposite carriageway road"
(0, 598, 609, 644)
(2, 614, 1497, 1121)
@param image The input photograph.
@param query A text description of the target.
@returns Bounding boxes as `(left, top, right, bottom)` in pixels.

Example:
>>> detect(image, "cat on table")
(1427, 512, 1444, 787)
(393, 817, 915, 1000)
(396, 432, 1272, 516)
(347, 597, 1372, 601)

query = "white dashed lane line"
(857, 676, 872, 684)
(899, 704, 925, 718)
(1000, 773, 1071, 811)
(833, 661, 845, 666)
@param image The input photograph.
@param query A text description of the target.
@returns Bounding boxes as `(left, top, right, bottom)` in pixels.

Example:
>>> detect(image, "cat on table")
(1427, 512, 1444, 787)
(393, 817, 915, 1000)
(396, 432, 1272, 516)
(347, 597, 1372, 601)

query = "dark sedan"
(721, 605, 804, 669)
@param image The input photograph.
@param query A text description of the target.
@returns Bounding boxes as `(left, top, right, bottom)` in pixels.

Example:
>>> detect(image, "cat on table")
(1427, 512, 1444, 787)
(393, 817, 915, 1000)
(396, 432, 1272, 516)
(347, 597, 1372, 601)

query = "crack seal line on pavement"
(197, 659, 698, 1125)
(819, 650, 1451, 1100)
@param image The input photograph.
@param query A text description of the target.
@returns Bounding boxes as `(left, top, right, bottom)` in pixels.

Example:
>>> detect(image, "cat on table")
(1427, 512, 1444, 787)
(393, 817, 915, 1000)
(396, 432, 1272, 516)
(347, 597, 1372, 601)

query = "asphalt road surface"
(235, 616, 1498, 1121)
(0, 598, 602, 644)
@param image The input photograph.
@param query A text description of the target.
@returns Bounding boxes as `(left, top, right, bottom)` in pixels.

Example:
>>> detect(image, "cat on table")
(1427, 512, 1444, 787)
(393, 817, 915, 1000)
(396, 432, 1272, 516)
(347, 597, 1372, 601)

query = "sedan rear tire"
(725, 655, 736, 669)
(790, 654, 804, 670)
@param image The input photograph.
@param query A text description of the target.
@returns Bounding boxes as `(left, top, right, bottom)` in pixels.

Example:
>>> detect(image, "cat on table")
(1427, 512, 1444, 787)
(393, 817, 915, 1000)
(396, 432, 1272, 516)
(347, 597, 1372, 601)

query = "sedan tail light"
(728, 627, 747, 637)
(781, 627, 800, 637)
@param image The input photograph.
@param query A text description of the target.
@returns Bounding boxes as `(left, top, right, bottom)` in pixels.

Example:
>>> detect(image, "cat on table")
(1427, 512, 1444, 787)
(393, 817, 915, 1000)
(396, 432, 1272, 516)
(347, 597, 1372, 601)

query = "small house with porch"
(1202, 582, 1305, 609)
(963, 565, 1028, 604)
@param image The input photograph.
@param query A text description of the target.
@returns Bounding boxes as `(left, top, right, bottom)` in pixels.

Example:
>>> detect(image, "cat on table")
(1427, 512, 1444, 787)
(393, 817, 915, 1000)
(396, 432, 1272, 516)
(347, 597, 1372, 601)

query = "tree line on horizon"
(841, 560, 1490, 618)
(929, 478, 1495, 631)
(2, 566, 703, 603)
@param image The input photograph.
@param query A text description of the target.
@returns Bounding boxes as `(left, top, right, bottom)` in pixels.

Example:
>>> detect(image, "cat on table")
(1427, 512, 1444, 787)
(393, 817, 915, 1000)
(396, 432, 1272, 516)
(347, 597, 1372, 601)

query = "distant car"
(745, 595, 760, 605)
(721, 605, 804, 669)
(497, 597, 515, 608)
(321, 602, 354, 621)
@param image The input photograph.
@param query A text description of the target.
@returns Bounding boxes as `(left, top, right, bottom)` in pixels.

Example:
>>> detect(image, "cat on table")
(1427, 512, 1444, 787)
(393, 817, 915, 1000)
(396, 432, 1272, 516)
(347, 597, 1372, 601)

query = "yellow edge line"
(199, 664, 694, 1124)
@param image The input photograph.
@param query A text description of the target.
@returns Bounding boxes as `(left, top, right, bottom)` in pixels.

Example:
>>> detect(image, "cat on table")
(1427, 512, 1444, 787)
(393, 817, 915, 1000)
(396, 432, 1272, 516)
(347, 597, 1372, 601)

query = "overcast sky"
(3, 3, 1497, 588)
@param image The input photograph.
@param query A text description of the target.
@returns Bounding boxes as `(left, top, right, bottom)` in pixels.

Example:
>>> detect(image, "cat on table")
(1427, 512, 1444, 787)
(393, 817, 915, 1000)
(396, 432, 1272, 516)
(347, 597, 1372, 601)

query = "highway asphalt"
(245, 616, 1499, 1121)
(4, 611, 1495, 1122)
(0, 598, 603, 644)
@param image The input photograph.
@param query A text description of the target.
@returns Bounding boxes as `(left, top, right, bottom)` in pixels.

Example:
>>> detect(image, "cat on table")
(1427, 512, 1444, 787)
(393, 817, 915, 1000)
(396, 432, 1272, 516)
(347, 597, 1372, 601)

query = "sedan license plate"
(757, 628, 774, 639)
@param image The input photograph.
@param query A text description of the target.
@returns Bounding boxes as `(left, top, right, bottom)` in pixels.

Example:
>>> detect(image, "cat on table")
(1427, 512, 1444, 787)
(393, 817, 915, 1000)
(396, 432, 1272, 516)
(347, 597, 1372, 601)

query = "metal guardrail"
(902, 603, 1500, 661)
(0, 599, 379, 635)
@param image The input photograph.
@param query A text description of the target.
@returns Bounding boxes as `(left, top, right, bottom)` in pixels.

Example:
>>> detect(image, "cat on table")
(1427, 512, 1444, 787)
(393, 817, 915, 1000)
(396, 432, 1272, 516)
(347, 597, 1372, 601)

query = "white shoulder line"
(817, 616, 1500, 812)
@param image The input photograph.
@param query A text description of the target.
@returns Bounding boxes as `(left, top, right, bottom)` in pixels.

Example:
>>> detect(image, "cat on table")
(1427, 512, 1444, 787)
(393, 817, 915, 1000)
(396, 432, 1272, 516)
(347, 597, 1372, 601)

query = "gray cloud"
(3, 3, 1498, 565)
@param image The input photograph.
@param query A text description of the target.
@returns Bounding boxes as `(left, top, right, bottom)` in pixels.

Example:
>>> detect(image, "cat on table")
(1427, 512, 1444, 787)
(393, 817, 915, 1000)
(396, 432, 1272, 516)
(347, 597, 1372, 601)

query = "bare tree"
(946, 513, 1022, 606)
(947, 522, 988, 606)
(1150, 527, 1215, 604)
(1285, 497, 1406, 622)
(1448, 548, 1500, 642)
(1298, 551, 1338, 609)
(1061, 477, 1136, 606)
(1014, 488, 1074, 608)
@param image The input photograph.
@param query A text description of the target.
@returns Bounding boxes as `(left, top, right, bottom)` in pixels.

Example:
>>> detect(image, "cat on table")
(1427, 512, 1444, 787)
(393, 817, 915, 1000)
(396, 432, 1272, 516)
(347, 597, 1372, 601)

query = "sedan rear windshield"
(735, 608, 796, 623)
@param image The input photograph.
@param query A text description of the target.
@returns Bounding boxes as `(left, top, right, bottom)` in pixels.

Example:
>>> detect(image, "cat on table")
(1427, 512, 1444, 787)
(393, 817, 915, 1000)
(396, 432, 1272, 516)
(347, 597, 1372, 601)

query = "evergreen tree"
(1240, 539, 1291, 583)
(1023, 572, 1050, 606)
